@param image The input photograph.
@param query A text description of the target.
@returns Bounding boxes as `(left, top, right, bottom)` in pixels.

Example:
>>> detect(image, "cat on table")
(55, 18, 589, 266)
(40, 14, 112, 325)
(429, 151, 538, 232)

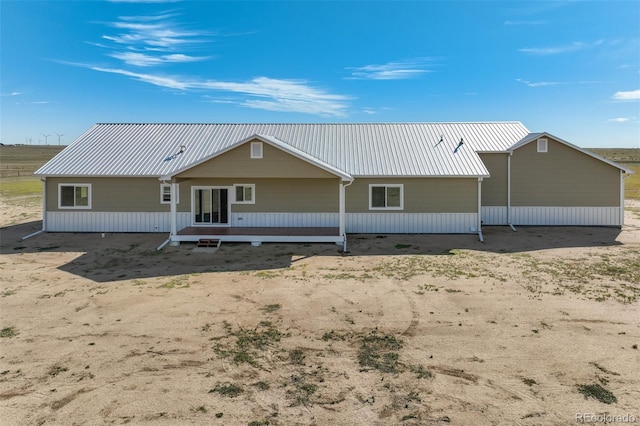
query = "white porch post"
(620, 170, 625, 228)
(339, 181, 345, 237)
(170, 180, 178, 243)
(477, 178, 483, 242)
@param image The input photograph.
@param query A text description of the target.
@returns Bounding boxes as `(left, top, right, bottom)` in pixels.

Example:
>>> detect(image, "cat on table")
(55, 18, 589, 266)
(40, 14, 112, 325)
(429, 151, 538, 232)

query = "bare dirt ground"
(1, 201, 639, 425)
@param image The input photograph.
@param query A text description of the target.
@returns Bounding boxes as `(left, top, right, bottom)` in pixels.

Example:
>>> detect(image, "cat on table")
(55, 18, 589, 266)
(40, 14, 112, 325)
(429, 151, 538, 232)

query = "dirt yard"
(1, 199, 639, 425)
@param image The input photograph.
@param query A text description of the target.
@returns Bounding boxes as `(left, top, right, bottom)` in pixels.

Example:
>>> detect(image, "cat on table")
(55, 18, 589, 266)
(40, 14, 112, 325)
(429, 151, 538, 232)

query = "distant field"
(588, 148, 640, 163)
(1, 145, 639, 200)
(0, 145, 64, 177)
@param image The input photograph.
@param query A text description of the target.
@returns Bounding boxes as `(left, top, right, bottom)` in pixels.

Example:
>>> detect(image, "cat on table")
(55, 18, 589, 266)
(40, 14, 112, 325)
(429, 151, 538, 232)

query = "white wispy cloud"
(518, 40, 604, 55)
(516, 78, 561, 87)
(87, 66, 350, 116)
(612, 89, 640, 101)
(608, 117, 632, 122)
(109, 52, 209, 67)
(96, 11, 212, 68)
(346, 59, 437, 80)
(1, 91, 24, 96)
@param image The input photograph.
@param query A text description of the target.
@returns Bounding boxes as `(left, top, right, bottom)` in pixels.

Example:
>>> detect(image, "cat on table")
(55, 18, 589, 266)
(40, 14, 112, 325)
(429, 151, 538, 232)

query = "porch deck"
(175, 226, 343, 244)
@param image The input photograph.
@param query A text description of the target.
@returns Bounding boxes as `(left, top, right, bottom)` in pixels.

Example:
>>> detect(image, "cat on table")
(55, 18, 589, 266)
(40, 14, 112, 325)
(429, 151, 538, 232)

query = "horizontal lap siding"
(177, 141, 335, 179)
(478, 153, 508, 206)
(511, 139, 620, 207)
(346, 178, 477, 213)
(46, 177, 177, 212)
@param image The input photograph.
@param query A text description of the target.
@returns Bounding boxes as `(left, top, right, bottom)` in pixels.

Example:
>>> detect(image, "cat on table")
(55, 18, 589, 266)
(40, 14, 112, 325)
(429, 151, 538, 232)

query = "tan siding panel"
(478, 153, 508, 205)
(179, 178, 339, 213)
(511, 139, 620, 206)
(346, 178, 477, 213)
(46, 177, 178, 212)
(177, 140, 336, 178)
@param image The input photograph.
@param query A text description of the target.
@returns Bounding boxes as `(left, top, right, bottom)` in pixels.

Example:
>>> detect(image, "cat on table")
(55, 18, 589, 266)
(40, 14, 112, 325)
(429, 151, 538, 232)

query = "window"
(369, 184, 403, 210)
(58, 184, 91, 209)
(160, 183, 179, 204)
(251, 141, 263, 159)
(537, 138, 548, 153)
(234, 184, 255, 204)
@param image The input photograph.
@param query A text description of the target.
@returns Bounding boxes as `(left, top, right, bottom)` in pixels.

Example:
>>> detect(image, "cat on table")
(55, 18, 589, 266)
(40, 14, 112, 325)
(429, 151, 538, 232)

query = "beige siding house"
(34, 123, 632, 247)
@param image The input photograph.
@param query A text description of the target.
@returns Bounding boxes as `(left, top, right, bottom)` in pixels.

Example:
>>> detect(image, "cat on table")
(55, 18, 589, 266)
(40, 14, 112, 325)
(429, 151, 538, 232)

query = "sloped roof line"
(34, 122, 527, 177)
(510, 132, 634, 174)
(162, 133, 353, 181)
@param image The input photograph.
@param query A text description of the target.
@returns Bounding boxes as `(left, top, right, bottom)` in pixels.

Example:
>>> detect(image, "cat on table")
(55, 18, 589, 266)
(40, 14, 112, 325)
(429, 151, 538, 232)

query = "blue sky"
(1, 0, 639, 148)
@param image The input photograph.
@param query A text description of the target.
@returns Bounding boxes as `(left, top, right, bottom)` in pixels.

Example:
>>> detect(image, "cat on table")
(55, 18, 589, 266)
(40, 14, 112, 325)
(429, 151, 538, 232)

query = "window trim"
(537, 138, 548, 153)
(233, 183, 255, 204)
(160, 183, 179, 205)
(58, 183, 92, 209)
(250, 141, 263, 159)
(368, 184, 404, 210)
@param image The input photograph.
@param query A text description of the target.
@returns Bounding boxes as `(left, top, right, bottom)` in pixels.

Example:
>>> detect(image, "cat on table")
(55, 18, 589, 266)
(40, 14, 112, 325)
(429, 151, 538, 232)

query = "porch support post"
(339, 181, 345, 237)
(477, 178, 484, 242)
(170, 180, 178, 245)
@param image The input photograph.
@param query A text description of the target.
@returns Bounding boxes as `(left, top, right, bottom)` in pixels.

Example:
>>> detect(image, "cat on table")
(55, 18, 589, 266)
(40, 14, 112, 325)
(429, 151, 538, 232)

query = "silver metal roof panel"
(35, 122, 531, 178)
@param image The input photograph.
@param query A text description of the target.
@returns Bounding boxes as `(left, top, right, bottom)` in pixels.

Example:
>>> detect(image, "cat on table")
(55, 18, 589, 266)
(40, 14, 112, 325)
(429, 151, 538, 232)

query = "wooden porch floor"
(177, 226, 340, 237)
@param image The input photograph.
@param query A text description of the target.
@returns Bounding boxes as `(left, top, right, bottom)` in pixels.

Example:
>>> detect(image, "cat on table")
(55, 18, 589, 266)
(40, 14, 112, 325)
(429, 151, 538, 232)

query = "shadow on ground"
(0, 220, 623, 283)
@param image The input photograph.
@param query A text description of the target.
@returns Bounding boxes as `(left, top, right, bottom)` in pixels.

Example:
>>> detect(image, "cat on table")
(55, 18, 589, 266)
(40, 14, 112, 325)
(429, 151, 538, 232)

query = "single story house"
(34, 122, 632, 248)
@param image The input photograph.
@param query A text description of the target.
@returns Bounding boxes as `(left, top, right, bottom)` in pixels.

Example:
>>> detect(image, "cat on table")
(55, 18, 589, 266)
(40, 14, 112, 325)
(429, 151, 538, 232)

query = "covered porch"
(174, 226, 344, 244)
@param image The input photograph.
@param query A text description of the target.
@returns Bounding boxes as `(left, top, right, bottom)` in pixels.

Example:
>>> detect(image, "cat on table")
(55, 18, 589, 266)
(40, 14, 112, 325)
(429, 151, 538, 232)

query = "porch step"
(197, 238, 220, 248)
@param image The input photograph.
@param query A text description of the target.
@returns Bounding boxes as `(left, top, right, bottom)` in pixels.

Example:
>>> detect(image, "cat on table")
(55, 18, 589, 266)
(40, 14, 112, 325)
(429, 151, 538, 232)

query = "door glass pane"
(195, 189, 211, 223)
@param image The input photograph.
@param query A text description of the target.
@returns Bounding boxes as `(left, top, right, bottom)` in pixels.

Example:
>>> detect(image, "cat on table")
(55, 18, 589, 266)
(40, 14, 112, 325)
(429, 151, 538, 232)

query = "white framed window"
(58, 183, 92, 209)
(369, 184, 403, 210)
(233, 184, 255, 204)
(537, 138, 548, 153)
(160, 183, 179, 204)
(251, 141, 263, 159)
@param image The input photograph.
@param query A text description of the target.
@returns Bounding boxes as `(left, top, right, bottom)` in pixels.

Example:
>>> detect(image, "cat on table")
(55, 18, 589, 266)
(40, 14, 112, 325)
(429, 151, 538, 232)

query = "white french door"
(192, 187, 230, 225)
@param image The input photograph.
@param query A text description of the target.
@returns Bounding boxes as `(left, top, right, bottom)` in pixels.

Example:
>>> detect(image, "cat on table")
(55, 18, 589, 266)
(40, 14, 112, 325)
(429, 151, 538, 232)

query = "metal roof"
(35, 122, 531, 178)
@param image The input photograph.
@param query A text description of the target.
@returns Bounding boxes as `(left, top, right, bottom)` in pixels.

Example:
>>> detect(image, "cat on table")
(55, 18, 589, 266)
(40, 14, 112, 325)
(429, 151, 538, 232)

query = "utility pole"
(55, 133, 65, 145)
(42, 133, 51, 145)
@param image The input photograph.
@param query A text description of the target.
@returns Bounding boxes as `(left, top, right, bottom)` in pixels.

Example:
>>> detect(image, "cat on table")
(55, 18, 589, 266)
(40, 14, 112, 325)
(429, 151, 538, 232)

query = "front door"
(193, 187, 229, 225)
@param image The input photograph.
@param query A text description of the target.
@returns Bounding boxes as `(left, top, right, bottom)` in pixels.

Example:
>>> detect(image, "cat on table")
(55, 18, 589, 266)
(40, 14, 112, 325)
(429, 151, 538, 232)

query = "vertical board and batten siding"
(481, 206, 508, 225)
(510, 207, 621, 226)
(229, 213, 339, 227)
(46, 212, 191, 232)
(345, 213, 478, 233)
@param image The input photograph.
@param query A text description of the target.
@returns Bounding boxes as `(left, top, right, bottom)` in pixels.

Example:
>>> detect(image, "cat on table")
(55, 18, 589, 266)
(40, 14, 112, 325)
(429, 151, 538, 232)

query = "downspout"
(477, 178, 483, 242)
(22, 177, 47, 240)
(507, 152, 516, 231)
(620, 170, 627, 228)
(156, 178, 175, 250)
(341, 178, 354, 252)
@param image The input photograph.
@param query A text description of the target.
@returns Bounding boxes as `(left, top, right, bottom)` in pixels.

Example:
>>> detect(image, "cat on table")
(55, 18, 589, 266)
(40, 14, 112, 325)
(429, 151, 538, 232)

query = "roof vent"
(164, 145, 186, 162)
(453, 138, 464, 154)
